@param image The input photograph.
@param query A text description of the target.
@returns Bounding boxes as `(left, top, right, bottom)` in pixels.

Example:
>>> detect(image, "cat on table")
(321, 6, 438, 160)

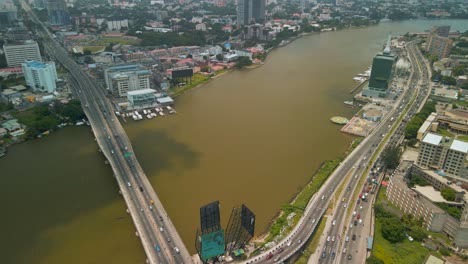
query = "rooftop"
(424, 255, 445, 264)
(22, 60, 50, 69)
(450, 139, 468, 153)
(422, 132, 443, 146)
(127, 88, 156, 96)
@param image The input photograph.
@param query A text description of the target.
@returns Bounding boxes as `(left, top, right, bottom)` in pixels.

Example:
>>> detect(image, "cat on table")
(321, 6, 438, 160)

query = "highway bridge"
(20, 1, 192, 263)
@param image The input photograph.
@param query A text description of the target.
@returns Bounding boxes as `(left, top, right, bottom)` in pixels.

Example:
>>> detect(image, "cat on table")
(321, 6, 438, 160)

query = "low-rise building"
(1, 119, 24, 136)
(417, 112, 438, 140)
(127, 88, 157, 108)
(104, 64, 151, 97)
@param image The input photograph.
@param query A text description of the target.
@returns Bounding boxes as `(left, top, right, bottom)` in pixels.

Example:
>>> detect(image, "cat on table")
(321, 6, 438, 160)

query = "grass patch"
(372, 189, 442, 263)
(373, 219, 431, 264)
(457, 135, 468, 141)
(295, 217, 327, 264)
(83, 46, 105, 53)
(92, 37, 140, 46)
(437, 128, 454, 138)
(169, 73, 211, 97)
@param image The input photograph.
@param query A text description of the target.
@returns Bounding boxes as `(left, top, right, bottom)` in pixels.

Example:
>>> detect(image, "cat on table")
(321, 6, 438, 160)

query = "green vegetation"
(14, 105, 61, 139)
(367, 255, 384, 264)
(0, 102, 14, 112)
(372, 189, 436, 263)
(13, 100, 85, 139)
(437, 128, 454, 138)
(295, 217, 327, 264)
(404, 101, 436, 139)
(373, 219, 431, 264)
(440, 187, 456, 201)
(409, 174, 429, 187)
(457, 135, 468, 141)
(92, 37, 140, 46)
(381, 145, 401, 170)
(139, 31, 206, 47)
(83, 46, 106, 53)
(381, 217, 406, 243)
(435, 202, 462, 220)
(439, 246, 450, 256)
(235, 57, 253, 69)
(169, 73, 211, 97)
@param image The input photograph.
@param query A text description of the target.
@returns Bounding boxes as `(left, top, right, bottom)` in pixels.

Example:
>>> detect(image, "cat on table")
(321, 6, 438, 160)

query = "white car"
(358, 219, 363, 224)
(343, 203, 347, 208)
(350, 224, 353, 229)
(345, 236, 349, 242)
(332, 220, 336, 225)
(287, 241, 292, 247)
(353, 211, 357, 216)
(327, 236, 330, 242)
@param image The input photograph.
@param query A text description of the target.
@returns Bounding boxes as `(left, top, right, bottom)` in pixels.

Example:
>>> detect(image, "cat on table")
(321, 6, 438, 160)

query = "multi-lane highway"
(324, 41, 432, 264)
(20, 1, 192, 263)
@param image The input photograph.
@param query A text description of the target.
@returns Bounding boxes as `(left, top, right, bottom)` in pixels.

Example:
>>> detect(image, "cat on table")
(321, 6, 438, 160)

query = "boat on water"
(344, 101, 354, 107)
(353, 77, 366, 83)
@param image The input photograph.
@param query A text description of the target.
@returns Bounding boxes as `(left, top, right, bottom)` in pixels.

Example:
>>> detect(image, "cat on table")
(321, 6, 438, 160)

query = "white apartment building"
(22, 60, 57, 93)
(4, 40, 42, 67)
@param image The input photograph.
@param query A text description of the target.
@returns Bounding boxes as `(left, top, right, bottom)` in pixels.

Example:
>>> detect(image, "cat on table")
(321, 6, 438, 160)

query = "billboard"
(200, 230, 225, 261)
(200, 201, 221, 234)
(171, 68, 193, 79)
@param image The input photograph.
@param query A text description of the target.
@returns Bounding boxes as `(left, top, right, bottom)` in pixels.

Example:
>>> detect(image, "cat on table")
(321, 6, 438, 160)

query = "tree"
(452, 65, 466, 77)
(381, 217, 406, 243)
(441, 187, 456, 201)
(83, 50, 92, 56)
(439, 246, 450, 256)
(442, 76, 457, 86)
(381, 145, 401, 170)
(60, 100, 85, 123)
(408, 226, 427, 241)
(367, 255, 384, 264)
(235, 56, 252, 69)
(216, 54, 224, 61)
(84, 56, 95, 64)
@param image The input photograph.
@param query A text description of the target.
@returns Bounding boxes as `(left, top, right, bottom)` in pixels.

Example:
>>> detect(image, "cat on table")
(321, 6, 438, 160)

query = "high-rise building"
(0, 1, 17, 27)
(46, 0, 69, 25)
(237, 0, 265, 25)
(22, 60, 58, 93)
(431, 25, 450, 38)
(3, 40, 42, 67)
(426, 34, 453, 59)
(104, 64, 151, 97)
(362, 36, 396, 98)
(417, 132, 468, 178)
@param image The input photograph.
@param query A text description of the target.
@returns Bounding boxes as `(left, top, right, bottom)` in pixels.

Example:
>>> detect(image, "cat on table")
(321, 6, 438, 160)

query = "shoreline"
(251, 137, 363, 250)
